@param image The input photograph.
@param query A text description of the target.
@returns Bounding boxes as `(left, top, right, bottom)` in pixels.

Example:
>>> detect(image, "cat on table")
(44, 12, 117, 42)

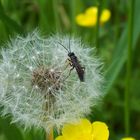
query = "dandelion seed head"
(0, 30, 103, 131)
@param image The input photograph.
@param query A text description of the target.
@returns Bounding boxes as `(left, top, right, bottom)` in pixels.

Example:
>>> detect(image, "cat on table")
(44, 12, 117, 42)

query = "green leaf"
(0, 116, 24, 140)
(104, 0, 140, 94)
(22, 128, 45, 140)
(0, 1, 23, 34)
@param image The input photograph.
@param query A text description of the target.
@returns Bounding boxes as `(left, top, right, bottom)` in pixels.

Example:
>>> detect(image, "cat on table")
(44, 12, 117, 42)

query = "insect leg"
(81, 66, 85, 70)
(63, 65, 74, 81)
(64, 58, 72, 71)
(63, 58, 74, 81)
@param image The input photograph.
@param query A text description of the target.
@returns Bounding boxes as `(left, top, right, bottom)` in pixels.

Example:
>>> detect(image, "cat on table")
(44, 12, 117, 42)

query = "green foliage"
(0, 0, 140, 140)
(0, 116, 24, 140)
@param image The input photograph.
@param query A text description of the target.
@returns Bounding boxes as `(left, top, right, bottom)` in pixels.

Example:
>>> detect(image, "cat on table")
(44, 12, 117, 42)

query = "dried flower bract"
(32, 67, 62, 92)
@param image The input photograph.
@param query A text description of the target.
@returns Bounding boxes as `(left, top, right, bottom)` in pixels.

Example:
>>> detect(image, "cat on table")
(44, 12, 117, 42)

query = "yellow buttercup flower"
(100, 9, 111, 23)
(55, 119, 109, 140)
(76, 6, 111, 27)
(121, 137, 136, 140)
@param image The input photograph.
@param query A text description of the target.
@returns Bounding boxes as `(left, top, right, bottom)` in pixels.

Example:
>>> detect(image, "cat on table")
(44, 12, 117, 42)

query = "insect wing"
(75, 64, 85, 82)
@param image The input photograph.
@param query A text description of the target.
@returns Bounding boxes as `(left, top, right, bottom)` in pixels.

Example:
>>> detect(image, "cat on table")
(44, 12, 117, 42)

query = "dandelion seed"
(0, 30, 103, 131)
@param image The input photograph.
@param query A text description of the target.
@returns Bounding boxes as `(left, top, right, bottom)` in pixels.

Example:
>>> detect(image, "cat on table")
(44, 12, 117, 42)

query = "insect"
(58, 40, 85, 82)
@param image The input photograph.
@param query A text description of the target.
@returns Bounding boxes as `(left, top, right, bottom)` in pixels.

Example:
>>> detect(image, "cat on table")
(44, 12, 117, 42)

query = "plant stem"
(52, 0, 61, 32)
(70, 0, 76, 33)
(114, 0, 120, 45)
(46, 128, 54, 140)
(124, 0, 135, 136)
(95, 0, 102, 49)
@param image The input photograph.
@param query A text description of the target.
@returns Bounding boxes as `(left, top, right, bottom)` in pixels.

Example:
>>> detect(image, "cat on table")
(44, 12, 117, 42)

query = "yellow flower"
(76, 6, 111, 27)
(100, 9, 111, 24)
(121, 137, 136, 140)
(55, 119, 109, 140)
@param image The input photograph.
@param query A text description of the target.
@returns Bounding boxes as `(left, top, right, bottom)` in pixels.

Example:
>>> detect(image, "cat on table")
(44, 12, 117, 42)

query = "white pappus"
(0, 30, 103, 132)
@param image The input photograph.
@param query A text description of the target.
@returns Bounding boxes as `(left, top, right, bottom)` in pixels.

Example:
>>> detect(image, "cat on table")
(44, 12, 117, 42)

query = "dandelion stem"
(95, 0, 102, 49)
(46, 128, 54, 140)
(124, 0, 135, 136)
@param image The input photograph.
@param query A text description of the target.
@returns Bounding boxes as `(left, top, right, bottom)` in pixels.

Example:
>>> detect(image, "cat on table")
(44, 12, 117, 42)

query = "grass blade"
(104, 0, 140, 94)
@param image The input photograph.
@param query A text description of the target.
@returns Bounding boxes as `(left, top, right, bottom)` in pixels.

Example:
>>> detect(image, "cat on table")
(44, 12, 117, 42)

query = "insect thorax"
(68, 52, 75, 57)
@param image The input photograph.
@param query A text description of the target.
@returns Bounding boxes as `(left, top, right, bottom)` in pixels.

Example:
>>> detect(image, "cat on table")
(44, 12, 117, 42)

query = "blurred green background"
(0, 0, 140, 140)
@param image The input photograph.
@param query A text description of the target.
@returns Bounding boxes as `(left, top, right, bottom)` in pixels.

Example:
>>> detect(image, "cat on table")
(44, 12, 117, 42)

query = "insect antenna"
(57, 41, 70, 53)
